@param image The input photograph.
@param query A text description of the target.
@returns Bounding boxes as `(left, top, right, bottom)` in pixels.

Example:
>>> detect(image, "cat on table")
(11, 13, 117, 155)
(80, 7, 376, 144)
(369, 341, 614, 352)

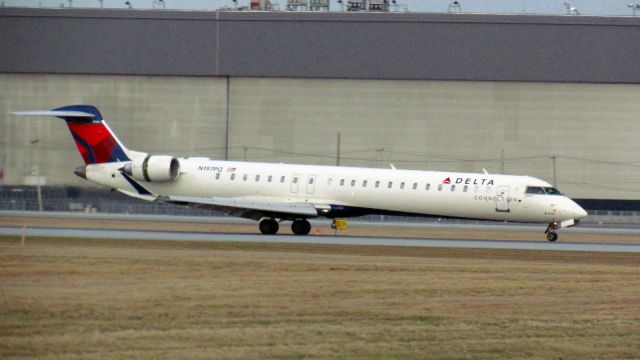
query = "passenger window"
(412, 183, 417, 190)
(215, 173, 221, 180)
(438, 184, 443, 191)
(255, 175, 260, 182)
(340, 179, 345, 186)
(388, 181, 393, 189)
(451, 185, 456, 192)
(280, 176, 286, 183)
(363, 180, 368, 187)
(486, 186, 492, 194)
(400, 182, 405, 189)
(243, 174, 248, 181)
(463, 185, 468, 192)
(474, 186, 479, 193)
(375, 180, 380, 188)
(230, 173, 236, 181)
(293, 177, 298, 184)
(425, 183, 430, 191)
(328, 178, 333, 186)
(268, 175, 272, 182)
(351, 180, 356, 187)
(309, 178, 314, 185)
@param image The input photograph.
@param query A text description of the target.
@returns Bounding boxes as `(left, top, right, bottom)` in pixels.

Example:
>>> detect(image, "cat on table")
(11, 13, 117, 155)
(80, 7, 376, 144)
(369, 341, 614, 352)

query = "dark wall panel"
(220, 17, 640, 82)
(1, 8, 639, 83)
(0, 9, 218, 75)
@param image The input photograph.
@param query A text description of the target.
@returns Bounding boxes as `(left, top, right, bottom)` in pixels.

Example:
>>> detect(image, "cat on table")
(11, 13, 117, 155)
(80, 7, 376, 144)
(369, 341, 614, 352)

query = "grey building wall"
(2, 74, 640, 200)
(1, 8, 639, 83)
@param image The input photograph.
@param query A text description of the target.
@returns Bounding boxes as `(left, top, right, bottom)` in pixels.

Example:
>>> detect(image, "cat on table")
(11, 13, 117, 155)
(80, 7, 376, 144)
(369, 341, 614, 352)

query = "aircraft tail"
(12, 105, 144, 164)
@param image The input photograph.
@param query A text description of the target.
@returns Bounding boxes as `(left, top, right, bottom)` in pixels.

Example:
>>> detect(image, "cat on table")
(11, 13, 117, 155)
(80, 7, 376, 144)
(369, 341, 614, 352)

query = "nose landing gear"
(545, 221, 559, 242)
(544, 221, 561, 242)
(544, 218, 580, 241)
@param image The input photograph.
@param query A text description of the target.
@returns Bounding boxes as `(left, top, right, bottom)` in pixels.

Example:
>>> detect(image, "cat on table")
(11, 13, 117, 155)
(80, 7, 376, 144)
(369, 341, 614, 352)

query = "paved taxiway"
(4, 211, 640, 236)
(1, 226, 639, 253)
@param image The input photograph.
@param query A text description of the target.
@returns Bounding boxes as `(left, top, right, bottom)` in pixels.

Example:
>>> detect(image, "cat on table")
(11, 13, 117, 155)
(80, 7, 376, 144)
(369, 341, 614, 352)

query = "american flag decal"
(226, 167, 236, 172)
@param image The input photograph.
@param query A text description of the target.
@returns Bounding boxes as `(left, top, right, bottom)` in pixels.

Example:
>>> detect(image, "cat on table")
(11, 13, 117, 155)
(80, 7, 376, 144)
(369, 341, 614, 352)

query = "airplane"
(11, 105, 588, 241)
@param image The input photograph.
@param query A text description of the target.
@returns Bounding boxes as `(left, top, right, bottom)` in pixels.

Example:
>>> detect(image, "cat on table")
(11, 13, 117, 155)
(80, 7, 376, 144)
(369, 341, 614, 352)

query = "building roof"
(1, 7, 639, 83)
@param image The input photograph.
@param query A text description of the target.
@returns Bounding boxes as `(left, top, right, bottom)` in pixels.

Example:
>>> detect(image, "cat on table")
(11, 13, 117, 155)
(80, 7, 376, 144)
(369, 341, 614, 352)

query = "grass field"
(1, 236, 639, 359)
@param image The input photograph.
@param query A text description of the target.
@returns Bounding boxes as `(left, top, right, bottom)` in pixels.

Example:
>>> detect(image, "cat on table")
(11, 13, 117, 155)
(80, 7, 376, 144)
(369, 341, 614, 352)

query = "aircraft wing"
(163, 195, 320, 220)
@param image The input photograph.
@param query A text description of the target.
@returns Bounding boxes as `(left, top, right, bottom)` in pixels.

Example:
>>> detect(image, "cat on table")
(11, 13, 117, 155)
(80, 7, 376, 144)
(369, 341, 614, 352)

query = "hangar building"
(1, 8, 639, 200)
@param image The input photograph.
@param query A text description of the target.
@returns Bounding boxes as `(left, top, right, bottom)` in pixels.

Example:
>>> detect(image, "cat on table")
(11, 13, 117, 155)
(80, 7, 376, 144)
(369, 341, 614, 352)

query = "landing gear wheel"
(291, 219, 311, 235)
(546, 231, 558, 242)
(259, 218, 279, 235)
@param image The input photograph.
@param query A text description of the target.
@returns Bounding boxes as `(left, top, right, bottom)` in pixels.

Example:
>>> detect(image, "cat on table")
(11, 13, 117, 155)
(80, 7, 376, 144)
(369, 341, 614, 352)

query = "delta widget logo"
(443, 176, 494, 186)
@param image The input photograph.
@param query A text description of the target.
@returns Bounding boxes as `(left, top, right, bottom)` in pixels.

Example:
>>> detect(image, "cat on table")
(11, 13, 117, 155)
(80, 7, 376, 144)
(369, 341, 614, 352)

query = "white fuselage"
(85, 158, 587, 224)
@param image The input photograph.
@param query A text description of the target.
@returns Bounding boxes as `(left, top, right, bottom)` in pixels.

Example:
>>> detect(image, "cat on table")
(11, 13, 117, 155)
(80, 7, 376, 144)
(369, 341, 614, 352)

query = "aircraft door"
(290, 174, 300, 193)
(306, 175, 316, 194)
(495, 186, 510, 212)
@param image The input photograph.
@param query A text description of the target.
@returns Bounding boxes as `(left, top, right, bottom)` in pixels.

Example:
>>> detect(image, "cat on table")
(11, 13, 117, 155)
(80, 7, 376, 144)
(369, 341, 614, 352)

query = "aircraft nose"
(74, 165, 87, 179)
(576, 206, 588, 219)
(572, 202, 588, 219)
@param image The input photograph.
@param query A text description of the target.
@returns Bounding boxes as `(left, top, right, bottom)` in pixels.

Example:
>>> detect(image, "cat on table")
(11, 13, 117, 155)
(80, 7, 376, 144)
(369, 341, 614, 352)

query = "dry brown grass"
(0, 236, 639, 359)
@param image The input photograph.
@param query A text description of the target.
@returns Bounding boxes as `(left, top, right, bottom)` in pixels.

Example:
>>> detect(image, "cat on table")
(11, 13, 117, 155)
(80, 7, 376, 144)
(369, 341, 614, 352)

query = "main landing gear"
(258, 218, 311, 235)
(291, 219, 311, 235)
(259, 218, 279, 235)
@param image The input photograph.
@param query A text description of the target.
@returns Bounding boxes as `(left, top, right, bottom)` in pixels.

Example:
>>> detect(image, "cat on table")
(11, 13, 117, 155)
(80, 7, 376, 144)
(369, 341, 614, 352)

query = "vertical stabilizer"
(12, 105, 146, 164)
(53, 105, 131, 164)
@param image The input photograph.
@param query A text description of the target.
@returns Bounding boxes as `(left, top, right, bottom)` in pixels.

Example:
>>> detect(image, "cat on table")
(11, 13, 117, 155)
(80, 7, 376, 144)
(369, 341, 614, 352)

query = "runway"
(2, 226, 639, 253)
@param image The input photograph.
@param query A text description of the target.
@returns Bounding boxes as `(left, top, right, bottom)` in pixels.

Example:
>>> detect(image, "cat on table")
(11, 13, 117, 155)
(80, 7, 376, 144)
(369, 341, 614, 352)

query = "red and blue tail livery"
(54, 105, 130, 164)
(13, 105, 131, 164)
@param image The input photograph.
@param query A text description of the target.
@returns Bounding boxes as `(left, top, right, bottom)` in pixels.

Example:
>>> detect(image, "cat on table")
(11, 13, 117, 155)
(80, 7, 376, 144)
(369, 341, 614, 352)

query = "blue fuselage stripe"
(121, 173, 153, 196)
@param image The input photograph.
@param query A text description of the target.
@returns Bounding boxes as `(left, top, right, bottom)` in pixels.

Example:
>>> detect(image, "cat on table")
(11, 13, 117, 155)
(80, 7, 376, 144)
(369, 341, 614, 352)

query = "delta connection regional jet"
(12, 105, 588, 241)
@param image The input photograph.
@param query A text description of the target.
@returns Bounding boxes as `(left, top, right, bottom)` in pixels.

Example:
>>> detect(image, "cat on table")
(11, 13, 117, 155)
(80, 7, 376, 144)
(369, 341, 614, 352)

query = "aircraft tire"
(546, 231, 558, 242)
(291, 219, 311, 235)
(259, 218, 279, 235)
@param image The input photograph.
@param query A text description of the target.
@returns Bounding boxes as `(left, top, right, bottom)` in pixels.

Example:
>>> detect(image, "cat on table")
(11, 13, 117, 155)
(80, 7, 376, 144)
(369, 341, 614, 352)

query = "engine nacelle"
(123, 155, 180, 182)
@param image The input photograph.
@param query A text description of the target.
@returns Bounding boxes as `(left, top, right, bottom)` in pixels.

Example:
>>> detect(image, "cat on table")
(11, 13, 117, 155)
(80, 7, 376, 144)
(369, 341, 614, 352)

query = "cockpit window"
(526, 186, 546, 195)
(544, 187, 562, 195)
(526, 186, 563, 195)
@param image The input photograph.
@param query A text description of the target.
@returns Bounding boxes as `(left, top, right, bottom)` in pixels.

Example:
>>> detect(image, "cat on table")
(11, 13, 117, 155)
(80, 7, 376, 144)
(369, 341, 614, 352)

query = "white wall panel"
(0, 74, 227, 186)
(229, 78, 640, 199)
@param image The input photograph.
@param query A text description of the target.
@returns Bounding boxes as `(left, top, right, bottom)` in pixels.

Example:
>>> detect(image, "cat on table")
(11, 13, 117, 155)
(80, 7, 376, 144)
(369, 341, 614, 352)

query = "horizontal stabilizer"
(165, 195, 319, 219)
(11, 110, 96, 118)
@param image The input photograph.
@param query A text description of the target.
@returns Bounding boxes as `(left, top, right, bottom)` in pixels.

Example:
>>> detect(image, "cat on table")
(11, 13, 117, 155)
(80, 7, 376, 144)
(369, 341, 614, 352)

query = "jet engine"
(123, 155, 180, 182)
